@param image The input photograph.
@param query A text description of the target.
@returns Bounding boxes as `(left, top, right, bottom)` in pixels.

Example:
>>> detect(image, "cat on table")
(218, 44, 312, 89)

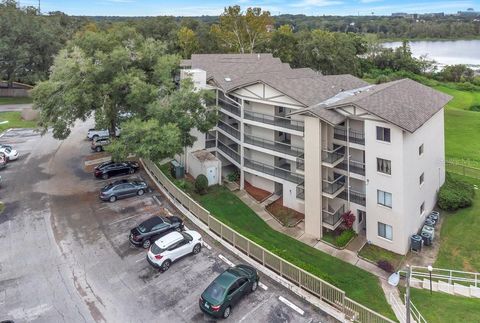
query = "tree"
(106, 118, 182, 162)
(438, 64, 474, 83)
(210, 5, 273, 53)
(32, 26, 179, 139)
(177, 26, 199, 59)
(268, 25, 297, 64)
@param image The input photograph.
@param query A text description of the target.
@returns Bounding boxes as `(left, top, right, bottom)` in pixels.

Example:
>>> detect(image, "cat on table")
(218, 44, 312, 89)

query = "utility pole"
(38, 0, 41, 14)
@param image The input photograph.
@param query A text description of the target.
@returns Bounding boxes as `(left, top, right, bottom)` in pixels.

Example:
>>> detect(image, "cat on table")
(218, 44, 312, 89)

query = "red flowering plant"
(342, 210, 356, 229)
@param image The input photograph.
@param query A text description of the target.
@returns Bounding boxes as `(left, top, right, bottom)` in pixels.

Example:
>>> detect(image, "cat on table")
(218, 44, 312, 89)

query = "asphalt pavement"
(0, 122, 337, 323)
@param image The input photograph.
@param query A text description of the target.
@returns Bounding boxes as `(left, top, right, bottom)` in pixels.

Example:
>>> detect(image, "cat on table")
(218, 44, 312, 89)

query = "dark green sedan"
(199, 264, 260, 319)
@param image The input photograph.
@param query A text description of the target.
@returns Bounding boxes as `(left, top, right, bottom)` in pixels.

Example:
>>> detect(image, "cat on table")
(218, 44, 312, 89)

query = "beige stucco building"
(180, 54, 452, 255)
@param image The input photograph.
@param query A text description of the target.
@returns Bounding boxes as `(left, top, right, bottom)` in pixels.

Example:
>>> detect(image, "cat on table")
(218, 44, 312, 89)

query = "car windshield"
(4, 147, 11, 153)
(163, 217, 171, 224)
(102, 183, 114, 191)
(204, 282, 226, 304)
(181, 232, 193, 241)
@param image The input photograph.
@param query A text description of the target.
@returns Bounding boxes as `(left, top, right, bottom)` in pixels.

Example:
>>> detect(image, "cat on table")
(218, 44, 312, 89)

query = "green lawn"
(159, 163, 395, 319)
(0, 96, 33, 105)
(322, 229, 357, 248)
(435, 174, 480, 272)
(0, 112, 37, 132)
(359, 244, 405, 271)
(406, 288, 480, 323)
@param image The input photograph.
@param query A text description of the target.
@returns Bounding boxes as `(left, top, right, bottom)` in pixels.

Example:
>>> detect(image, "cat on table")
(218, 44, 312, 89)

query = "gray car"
(100, 179, 148, 202)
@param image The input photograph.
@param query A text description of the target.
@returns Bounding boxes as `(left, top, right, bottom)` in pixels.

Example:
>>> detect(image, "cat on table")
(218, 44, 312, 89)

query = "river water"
(382, 39, 480, 71)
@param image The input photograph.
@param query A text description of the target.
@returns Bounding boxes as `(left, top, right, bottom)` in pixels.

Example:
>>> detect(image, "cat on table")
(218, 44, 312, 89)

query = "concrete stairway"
(416, 278, 480, 298)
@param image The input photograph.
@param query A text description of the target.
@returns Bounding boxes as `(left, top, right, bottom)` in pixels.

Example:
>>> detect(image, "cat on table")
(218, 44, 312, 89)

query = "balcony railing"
(322, 205, 345, 226)
(338, 189, 366, 206)
(217, 120, 240, 140)
(218, 97, 241, 116)
(322, 146, 345, 164)
(244, 158, 304, 184)
(296, 156, 304, 171)
(335, 160, 366, 176)
(243, 110, 304, 132)
(333, 127, 365, 145)
(217, 140, 240, 163)
(296, 182, 305, 200)
(206, 140, 216, 148)
(244, 134, 304, 158)
(322, 175, 346, 195)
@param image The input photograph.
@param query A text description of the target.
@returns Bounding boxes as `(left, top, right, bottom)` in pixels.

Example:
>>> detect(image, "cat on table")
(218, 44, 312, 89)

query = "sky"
(18, 0, 479, 17)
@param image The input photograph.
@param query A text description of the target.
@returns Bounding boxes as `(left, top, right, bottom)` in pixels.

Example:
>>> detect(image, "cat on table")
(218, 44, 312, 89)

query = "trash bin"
(170, 160, 185, 179)
(421, 232, 432, 246)
(411, 234, 422, 252)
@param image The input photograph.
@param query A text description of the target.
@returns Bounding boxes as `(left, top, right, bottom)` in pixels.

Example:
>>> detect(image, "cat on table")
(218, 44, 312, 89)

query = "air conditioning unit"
(421, 225, 435, 241)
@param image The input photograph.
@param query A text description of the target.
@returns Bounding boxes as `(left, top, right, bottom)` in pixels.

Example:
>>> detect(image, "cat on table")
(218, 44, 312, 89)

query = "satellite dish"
(388, 272, 400, 287)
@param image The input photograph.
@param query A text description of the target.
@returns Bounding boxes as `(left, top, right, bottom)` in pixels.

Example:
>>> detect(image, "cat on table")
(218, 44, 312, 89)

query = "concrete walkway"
(0, 103, 32, 112)
(234, 189, 406, 322)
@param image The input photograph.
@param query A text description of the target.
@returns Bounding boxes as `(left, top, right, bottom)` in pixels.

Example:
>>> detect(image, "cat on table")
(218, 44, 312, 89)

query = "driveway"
(0, 103, 32, 112)
(0, 124, 337, 323)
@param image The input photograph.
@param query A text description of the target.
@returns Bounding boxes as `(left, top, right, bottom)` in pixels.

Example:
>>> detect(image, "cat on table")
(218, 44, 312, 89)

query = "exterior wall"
(401, 109, 445, 252)
(187, 153, 221, 186)
(364, 119, 406, 254)
(283, 181, 305, 213)
(304, 117, 323, 238)
(244, 123, 274, 141)
(244, 148, 274, 166)
(244, 172, 275, 192)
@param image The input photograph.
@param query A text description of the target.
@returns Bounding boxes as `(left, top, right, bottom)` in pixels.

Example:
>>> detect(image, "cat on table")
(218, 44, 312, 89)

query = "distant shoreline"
(379, 36, 480, 43)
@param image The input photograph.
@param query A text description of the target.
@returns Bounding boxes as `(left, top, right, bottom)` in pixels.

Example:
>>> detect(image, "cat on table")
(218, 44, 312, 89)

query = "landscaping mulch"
(244, 181, 271, 202)
(265, 197, 304, 227)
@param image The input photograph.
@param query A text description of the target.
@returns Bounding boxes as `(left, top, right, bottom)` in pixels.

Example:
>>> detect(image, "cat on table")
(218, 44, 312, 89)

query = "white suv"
(147, 230, 202, 272)
(87, 128, 121, 140)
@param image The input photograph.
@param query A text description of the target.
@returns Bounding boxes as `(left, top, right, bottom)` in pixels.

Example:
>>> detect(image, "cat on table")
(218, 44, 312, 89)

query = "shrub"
(469, 104, 480, 112)
(377, 260, 394, 273)
(336, 229, 356, 247)
(438, 174, 475, 211)
(195, 174, 209, 194)
(227, 169, 240, 182)
(342, 210, 356, 229)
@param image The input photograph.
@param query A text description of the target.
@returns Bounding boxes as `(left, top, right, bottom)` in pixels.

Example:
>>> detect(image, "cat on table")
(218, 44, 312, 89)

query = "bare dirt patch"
(244, 181, 271, 202)
(266, 197, 304, 227)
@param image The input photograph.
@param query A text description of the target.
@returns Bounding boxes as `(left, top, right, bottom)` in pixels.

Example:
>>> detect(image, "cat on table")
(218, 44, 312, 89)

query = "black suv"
(91, 136, 110, 152)
(129, 216, 184, 248)
(94, 161, 139, 179)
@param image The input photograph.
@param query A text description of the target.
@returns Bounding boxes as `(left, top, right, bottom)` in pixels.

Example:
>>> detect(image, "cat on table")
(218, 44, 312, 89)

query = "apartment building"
(180, 54, 451, 255)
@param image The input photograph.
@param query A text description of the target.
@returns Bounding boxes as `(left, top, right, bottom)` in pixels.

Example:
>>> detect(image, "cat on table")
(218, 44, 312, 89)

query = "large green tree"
(32, 26, 180, 139)
(211, 6, 273, 53)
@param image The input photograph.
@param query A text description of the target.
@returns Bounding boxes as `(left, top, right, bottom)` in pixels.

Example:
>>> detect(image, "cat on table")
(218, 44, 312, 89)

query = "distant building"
(458, 8, 479, 16)
(392, 12, 408, 17)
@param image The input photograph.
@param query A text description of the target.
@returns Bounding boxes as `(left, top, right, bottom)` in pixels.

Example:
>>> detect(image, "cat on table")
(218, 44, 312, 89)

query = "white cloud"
(290, 0, 344, 8)
(360, 0, 383, 3)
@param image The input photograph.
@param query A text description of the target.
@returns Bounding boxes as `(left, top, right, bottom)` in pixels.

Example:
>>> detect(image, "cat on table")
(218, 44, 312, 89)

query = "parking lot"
(0, 123, 336, 323)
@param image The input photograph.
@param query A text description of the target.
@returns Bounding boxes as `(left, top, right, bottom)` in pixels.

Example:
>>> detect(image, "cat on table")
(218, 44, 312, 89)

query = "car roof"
(153, 231, 184, 249)
(214, 269, 242, 288)
(140, 216, 164, 229)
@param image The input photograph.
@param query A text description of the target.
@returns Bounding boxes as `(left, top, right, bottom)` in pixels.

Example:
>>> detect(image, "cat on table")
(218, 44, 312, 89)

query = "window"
(358, 210, 365, 223)
(377, 158, 391, 175)
(376, 126, 391, 142)
(420, 202, 425, 215)
(278, 106, 284, 113)
(419, 173, 424, 185)
(244, 100, 250, 105)
(378, 222, 393, 240)
(419, 144, 424, 156)
(377, 190, 392, 208)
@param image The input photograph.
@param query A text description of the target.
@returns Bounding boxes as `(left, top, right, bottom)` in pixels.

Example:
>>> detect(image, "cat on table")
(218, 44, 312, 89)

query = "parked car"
(199, 264, 259, 319)
(129, 216, 184, 249)
(0, 152, 7, 169)
(0, 146, 18, 161)
(146, 230, 202, 271)
(100, 179, 148, 202)
(94, 161, 139, 179)
(87, 127, 121, 140)
(90, 137, 110, 152)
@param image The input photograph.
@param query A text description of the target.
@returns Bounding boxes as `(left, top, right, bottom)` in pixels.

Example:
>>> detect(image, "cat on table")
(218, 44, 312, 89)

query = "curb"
(140, 159, 348, 323)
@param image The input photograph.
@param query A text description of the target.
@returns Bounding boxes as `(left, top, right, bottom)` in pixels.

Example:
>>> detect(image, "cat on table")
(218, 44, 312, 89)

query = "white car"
(0, 146, 18, 161)
(146, 230, 202, 272)
(87, 128, 121, 140)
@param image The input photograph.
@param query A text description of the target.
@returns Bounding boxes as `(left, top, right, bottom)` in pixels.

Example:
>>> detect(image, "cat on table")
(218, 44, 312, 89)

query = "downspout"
(240, 98, 245, 190)
(346, 119, 351, 210)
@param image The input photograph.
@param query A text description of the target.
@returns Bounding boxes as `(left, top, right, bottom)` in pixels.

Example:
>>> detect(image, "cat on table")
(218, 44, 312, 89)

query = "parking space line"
(218, 254, 235, 267)
(202, 242, 212, 250)
(238, 295, 272, 322)
(109, 213, 144, 226)
(259, 282, 268, 291)
(182, 302, 197, 313)
(135, 255, 146, 263)
(278, 296, 304, 316)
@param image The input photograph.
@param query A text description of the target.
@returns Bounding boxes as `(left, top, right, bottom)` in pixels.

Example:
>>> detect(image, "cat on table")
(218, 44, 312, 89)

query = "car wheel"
(251, 281, 258, 292)
(95, 146, 102, 152)
(137, 189, 144, 196)
(142, 239, 151, 249)
(192, 243, 201, 255)
(102, 173, 109, 180)
(161, 259, 171, 272)
(129, 168, 134, 174)
(109, 195, 117, 203)
(223, 306, 231, 319)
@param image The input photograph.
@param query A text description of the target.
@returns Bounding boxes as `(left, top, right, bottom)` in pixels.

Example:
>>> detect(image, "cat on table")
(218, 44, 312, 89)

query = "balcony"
(217, 140, 240, 164)
(322, 175, 346, 197)
(322, 146, 345, 166)
(296, 156, 304, 171)
(334, 127, 365, 145)
(244, 158, 304, 184)
(218, 97, 241, 117)
(296, 182, 305, 200)
(243, 110, 304, 132)
(244, 134, 304, 158)
(335, 160, 366, 176)
(217, 120, 240, 140)
(338, 189, 366, 206)
(322, 204, 345, 228)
